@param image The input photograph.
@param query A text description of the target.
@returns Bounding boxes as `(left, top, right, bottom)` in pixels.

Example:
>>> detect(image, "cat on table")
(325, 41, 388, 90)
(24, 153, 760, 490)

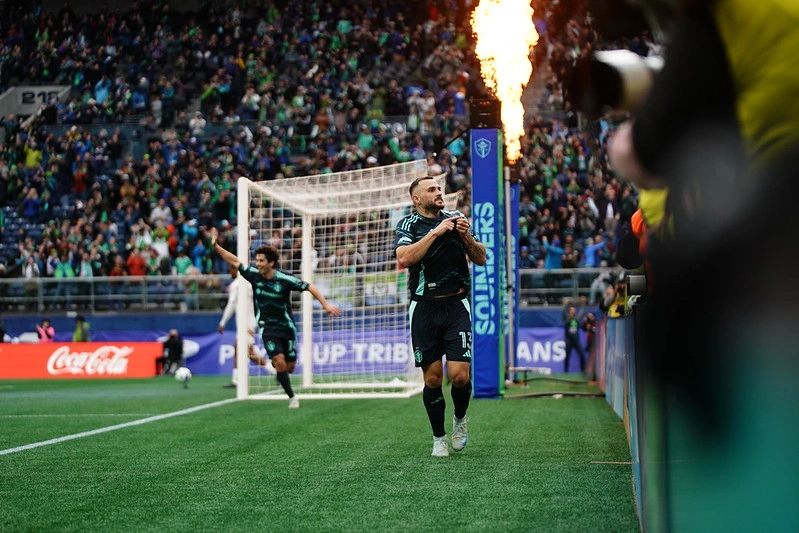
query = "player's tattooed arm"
(454, 217, 486, 266)
(396, 217, 456, 268)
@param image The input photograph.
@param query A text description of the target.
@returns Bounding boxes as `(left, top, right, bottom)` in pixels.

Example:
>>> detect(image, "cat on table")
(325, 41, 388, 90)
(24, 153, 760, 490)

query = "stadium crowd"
(0, 0, 640, 291)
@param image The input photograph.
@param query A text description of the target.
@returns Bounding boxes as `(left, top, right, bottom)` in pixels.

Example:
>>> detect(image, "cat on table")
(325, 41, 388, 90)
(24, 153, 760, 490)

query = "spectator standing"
(23, 256, 40, 279)
(109, 255, 127, 276)
(126, 249, 146, 276)
(563, 305, 586, 374)
(22, 188, 42, 221)
(519, 246, 535, 268)
(596, 187, 621, 233)
(542, 235, 565, 269)
(36, 319, 55, 343)
(582, 235, 607, 268)
(189, 112, 206, 136)
(72, 315, 91, 342)
(54, 253, 76, 309)
(149, 198, 173, 227)
(174, 249, 192, 274)
(78, 251, 95, 278)
(582, 313, 597, 380)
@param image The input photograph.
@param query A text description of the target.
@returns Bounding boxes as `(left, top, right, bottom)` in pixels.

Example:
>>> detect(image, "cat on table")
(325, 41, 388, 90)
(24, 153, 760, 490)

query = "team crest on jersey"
(414, 347, 423, 363)
(266, 341, 276, 352)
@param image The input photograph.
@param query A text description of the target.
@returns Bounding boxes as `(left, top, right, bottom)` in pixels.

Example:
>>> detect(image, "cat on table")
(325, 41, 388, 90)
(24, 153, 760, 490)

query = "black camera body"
(569, 50, 663, 118)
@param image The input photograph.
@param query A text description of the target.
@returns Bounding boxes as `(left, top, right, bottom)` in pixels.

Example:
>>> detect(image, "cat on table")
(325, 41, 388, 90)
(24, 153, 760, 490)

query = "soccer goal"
(235, 161, 462, 400)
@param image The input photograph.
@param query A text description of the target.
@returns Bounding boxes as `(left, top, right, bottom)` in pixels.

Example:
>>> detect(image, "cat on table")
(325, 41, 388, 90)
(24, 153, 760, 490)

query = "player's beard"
(424, 197, 444, 214)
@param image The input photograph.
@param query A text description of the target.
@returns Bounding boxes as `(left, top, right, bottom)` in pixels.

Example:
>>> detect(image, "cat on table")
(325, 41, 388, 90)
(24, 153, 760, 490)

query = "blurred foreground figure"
(607, 0, 799, 530)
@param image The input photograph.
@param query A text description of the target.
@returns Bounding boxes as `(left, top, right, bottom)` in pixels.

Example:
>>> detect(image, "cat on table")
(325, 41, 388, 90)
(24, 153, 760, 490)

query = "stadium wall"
(0, 309, 580, 338)
(612, 302, 799, 532)
(1, 310, 595, 377)
(601, 312, 645, 529)
(601, 306, 674, 532)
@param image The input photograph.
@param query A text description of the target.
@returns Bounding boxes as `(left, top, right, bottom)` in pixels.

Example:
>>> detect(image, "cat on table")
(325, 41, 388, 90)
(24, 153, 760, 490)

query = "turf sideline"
(0, 398, 238, 456)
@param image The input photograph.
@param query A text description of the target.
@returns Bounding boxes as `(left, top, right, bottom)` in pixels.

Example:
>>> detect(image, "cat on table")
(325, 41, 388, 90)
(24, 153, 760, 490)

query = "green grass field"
(1, 377, 637, 532)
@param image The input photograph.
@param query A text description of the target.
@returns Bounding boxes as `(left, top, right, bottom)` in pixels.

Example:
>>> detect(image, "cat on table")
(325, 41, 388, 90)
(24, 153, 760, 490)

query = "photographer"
(157, 329, 184, 375)
(589, 268, 613, 305)
(605, 0, 799, 393)
(608, 1, 798, 232)
(601, 1, 799, 529)
(72, 315, 90, 342)
(582, 313, 598, 381)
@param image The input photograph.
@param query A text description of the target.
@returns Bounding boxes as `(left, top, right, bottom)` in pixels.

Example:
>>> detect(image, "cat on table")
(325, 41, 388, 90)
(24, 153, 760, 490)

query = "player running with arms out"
(218, 263, 259, 388)
(395, 176, 486, 457)
(210, 228, 341, 408)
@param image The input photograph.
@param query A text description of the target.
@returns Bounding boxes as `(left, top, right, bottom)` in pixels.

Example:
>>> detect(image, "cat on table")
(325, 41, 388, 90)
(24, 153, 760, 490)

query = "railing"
(0, 275, 231, 314)
(0, 268, 619, 314)
(518, 267, 621, 307)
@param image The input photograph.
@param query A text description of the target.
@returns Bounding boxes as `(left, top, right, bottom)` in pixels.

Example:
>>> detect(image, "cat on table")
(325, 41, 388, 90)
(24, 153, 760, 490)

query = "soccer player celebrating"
(394, 176, 486, 457)
(211, 227, 341, 408)
(218, 263, 259, 388)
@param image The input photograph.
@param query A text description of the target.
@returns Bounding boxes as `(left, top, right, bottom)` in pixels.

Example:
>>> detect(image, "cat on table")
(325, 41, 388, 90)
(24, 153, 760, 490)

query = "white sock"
(231, 368, 238, 385)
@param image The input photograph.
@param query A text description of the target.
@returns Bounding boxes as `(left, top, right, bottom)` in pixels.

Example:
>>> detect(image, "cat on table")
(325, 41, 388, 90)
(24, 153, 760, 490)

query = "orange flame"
(471, 0, 539, 163)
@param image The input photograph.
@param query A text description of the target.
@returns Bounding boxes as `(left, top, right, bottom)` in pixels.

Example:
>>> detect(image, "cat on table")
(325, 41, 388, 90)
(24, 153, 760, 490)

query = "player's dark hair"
(409, 176, 435, 196)
(255, 246, 279, 267)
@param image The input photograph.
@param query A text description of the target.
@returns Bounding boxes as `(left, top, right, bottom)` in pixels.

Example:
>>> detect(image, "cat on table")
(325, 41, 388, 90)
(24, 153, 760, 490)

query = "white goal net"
(235, 160, 462, 399)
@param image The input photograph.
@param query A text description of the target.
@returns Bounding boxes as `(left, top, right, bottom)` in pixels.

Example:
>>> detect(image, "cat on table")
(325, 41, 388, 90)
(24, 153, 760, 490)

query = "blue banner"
(515, 327, 588, 373)
(96, 329, 415, 376)
(74, 327, 588, 376)
(510, 180, 520, 371)
(604, 318, 631, 418)
(626, 320, 643, 521)
(90, 330, 241, 375)
(471, 128, 504, 398)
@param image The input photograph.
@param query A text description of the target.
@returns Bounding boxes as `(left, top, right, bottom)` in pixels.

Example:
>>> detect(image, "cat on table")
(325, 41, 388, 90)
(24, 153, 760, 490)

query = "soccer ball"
(175, 367, 192, 384)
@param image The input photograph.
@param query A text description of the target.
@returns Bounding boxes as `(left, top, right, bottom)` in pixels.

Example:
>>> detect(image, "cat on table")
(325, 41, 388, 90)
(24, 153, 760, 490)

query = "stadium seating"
(0, 0, 640, 291)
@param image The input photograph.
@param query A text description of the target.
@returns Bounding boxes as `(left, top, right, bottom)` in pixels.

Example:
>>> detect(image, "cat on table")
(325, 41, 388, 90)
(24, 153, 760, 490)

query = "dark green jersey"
(238, 265, 309, 338)
(394, 209, 475, 298)
(565, 317, 581, 339)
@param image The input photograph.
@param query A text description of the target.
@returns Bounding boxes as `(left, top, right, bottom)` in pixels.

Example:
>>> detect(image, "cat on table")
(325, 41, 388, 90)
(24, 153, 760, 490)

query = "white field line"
(0, 413, 158, 418)
(0, 398, 238, 456)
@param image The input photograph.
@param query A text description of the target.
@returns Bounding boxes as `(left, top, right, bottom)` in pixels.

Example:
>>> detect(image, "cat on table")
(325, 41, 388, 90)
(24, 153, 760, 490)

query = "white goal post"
(235, 161, 462, 400)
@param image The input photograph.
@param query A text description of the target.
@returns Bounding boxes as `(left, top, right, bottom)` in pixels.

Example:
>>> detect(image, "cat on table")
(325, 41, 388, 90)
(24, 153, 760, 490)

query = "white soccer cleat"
(288, 396, 300, 409)
(451, 416, 468, 452)
(432, 436, 449, 457)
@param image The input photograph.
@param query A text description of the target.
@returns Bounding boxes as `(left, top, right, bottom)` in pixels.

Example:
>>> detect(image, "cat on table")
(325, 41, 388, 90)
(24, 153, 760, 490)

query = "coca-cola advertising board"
(0, 343, 162, 379)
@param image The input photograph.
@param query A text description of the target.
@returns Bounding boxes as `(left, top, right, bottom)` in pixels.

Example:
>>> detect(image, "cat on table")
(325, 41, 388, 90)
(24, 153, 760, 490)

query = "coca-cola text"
(0, 342, 161, 379)
(47, 345, 133, 376)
